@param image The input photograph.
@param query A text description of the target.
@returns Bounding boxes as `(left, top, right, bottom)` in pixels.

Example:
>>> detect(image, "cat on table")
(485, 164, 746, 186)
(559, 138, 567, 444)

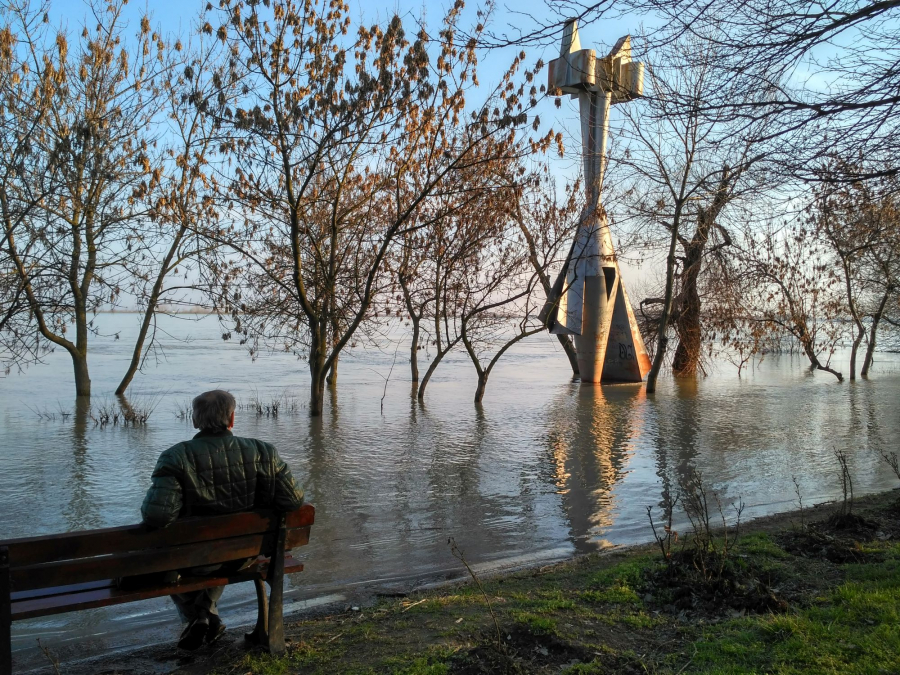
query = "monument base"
(574, 269, 651, 384)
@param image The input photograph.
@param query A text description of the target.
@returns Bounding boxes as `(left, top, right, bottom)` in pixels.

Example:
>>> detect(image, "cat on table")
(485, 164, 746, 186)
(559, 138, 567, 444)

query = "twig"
(381, 343, 401, 414)
(675, 645, 698, 675)
(792, 475, 805, 527)
(449, 537, 504, 652)
(36, 639, 61, 675)
(401, 598, 427, 612)
(878, 449, 900, 481)
(366, 340, 402, 415)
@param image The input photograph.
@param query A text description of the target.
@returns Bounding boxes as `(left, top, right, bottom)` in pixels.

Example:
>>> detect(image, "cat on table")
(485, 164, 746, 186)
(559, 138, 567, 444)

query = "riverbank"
(40, 487, 900, 675)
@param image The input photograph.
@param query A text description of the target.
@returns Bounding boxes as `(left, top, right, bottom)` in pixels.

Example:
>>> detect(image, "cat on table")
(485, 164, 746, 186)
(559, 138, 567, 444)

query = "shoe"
(244, 627, 265, 645)
(206, 616, 227, 645)
(178, 619, 209, 651)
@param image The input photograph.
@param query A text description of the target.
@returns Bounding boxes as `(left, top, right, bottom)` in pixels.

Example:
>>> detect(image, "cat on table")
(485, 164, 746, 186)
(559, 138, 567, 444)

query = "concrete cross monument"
(541, 20, 651, 383)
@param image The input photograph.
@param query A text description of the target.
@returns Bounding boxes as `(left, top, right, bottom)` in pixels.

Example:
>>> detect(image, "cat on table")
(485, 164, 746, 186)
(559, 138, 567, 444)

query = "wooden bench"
(0, 504, 315, 674)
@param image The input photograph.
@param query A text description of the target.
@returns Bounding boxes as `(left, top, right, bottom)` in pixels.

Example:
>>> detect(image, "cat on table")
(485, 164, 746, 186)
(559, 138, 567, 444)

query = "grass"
(690, 552, 900, 674)
(93, 489, 900, 675)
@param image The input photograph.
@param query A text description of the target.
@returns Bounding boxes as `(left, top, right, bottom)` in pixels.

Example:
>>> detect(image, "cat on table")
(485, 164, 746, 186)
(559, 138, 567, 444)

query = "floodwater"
(2, 313, 899, 671)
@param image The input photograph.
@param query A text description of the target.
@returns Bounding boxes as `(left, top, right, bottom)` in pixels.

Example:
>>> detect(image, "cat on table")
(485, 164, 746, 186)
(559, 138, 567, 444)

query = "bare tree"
(2, 0, 169, 397)
(0, 6, 49, 371)
(613, 34, 765, 390)
(207, 0, 551, 416)
(809, 159, 900, 380)
(635, 0, 900, 183)
(411, 193, 500, 402)
(115, 33, 231, 395)
(740, 218, 846, 381)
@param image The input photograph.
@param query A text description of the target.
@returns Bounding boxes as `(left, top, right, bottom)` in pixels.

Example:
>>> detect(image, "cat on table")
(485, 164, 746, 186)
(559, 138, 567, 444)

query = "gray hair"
(192, 390, 236, 431)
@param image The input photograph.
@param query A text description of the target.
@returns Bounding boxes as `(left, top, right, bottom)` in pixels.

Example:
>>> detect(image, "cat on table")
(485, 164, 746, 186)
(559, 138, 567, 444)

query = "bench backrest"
(0, 504, 315, 593)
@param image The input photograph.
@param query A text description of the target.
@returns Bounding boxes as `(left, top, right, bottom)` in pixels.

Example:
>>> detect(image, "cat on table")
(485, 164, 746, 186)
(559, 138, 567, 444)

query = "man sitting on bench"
(140, 389, 305, 651)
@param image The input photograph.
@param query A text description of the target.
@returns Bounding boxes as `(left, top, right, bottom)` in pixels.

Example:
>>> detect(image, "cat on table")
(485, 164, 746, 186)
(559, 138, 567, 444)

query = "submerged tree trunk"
(862, 288, 891, 377)
(673, 167, 733, 378)
(839, 258, 866, 381)
(646, 214, 682, 394)
(326, 353, 338, 385)
(672, 244, 704, 377)
(417, 336, 460, 401)
(462, 320, 543, 404)
(474, 372, 488, 403)
(115, 225, 188, 396)
(399, 273, 422, 385)
(116, 309, 155, 395)
(73, 303, 91, 398)
(409, 315, 420, 383)
(309, 321, 328, 416)
(849, 324, 865, 381)
(72, 351, 91, 398)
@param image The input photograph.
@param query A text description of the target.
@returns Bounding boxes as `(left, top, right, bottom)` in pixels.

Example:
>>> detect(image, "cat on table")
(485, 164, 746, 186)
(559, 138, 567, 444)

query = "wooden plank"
(1, 546, 11, 675)
(12, 579, 114, 602)
(5, 505, 315, 568)
(12, 532, 271, 592)
(10, 525, 309, 593)
(11, 557, 303, 621)
(4, 511, 278, 567)
(285, 525, 310, 549)
(286, 504, 316, 529)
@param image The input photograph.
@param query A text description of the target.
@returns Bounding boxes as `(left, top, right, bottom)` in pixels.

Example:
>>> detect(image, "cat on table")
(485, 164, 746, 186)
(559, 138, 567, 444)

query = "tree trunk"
(673, 168, 732, 378)
(73, 351, 91, 398)
(861, 288, 891, 377)
(417, 352, 443, 401)
(116, 308, 154, 395)
(849, 324, 865, 381)
(672, 231, 707, 377)
(310, 366, 326, 417)
(309, 323, 327, 416)
(326, 353, 338, 385)
(115, 225, 187, 396)
(672, 261, 702, 376)
(474, 372, 487, 403)
(791, 313, 844, 381)
(646, 218, 682, 394)
(417, 337, 460, 401)
(409, 315, 420, 383)
(515, 202, 580, 378)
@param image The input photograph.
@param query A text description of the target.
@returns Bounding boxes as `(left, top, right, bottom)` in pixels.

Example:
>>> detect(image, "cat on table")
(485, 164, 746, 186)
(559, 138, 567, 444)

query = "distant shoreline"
(98, 308, 212, 315)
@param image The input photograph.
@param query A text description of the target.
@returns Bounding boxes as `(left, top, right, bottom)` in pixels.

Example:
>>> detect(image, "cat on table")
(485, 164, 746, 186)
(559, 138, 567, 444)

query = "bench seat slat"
(3, 505, 315, 567)
(10, 557, 304, 621)
(11, 579, 114, 602)
(12, 533, 268, 592)
(11, 526, 310, 592)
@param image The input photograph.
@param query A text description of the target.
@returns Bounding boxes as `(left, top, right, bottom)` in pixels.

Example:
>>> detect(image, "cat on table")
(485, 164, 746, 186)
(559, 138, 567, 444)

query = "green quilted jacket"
(141, 429, 304, 528)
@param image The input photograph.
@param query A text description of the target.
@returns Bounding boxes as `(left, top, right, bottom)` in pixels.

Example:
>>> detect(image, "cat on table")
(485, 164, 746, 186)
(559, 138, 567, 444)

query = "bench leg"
(1, 547, 11, 675)
(245, 578, 269, 646)
(265, 516, 287, 655)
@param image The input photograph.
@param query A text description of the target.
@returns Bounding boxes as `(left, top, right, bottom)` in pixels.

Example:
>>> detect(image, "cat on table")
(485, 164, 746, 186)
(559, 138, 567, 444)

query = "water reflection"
(545, 383, 645, 552)
(65, 399, 102, 532)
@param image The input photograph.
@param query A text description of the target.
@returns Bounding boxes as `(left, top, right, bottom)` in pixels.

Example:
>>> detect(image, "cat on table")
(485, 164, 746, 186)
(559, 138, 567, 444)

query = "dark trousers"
(171, 585, 224, 623)
(169, 558, 253, 624)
